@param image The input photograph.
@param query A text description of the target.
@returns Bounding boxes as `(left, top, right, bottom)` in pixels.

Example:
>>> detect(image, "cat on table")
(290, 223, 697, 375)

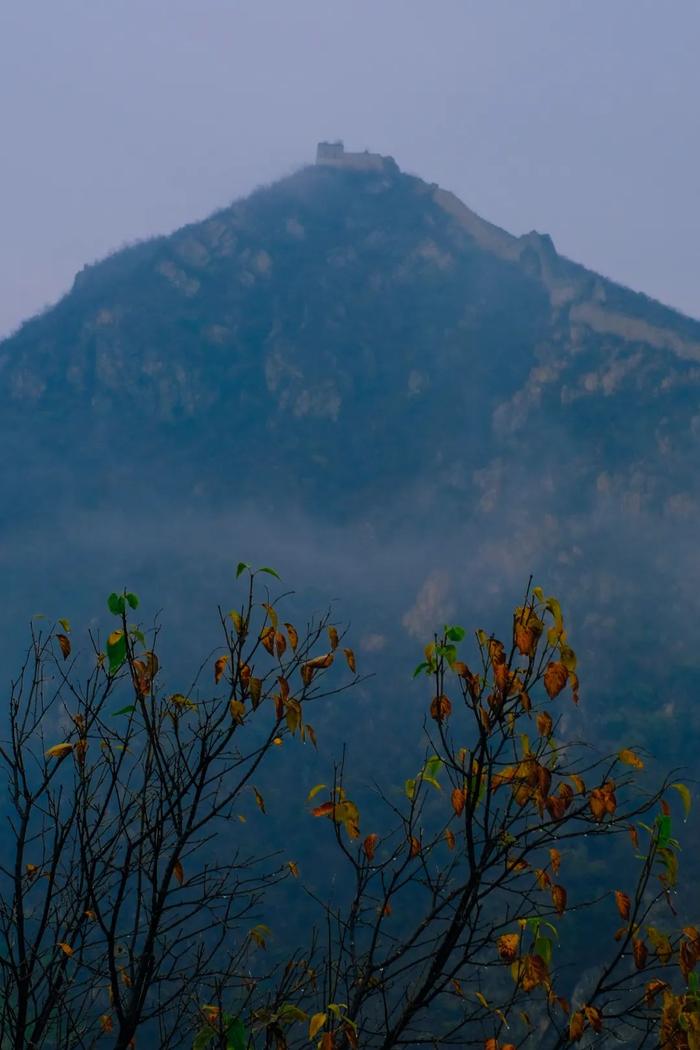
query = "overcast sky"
(1, 1, 699, 338)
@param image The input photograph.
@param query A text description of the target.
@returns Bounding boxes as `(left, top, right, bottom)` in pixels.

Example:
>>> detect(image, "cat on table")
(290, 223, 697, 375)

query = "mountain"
(2, 146, 700, 773)
(2, 146, 700, 529)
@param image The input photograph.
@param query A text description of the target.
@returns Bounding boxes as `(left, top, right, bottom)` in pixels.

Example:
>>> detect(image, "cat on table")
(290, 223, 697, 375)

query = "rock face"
(2, 154, 699, 528)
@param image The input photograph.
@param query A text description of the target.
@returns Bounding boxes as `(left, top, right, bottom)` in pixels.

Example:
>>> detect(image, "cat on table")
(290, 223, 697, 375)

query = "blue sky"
(1, 0, 699, 337)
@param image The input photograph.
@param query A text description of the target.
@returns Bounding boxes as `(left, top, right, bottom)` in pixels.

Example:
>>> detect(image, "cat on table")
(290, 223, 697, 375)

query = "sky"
(1, 0, 699, 338)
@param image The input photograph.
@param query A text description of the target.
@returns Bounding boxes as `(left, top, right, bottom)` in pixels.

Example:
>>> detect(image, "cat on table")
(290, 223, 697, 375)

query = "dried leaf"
(497, 932, 520, 962)
(343, 647, 356, 674)
(57, 942, 73, 956)
(633, 937, 648, 970)
(430, 694, 452, 722)
(536, 711, 553, 737)
(214, 654, 229, 684)
(173, 860, 184, 886)
(284, 623, 298, 650)
(287, 860, 299, 878)
(551, 884, 567, 916)
(445, 828, 456, 850)
(451, 787, 467, 816)
(56, 634, 71, 660)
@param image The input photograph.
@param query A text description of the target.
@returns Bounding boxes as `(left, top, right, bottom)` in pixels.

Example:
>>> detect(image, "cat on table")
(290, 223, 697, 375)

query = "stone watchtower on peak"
(315, 140, 398, 173)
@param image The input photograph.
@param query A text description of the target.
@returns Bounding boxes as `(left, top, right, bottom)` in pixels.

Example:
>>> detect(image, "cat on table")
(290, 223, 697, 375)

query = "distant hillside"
(2, 152, 700, 527)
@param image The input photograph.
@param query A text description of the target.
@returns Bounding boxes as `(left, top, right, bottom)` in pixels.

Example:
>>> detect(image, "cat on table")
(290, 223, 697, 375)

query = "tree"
(0, 567, 357, 1049)
(0, 574, 696, 1049)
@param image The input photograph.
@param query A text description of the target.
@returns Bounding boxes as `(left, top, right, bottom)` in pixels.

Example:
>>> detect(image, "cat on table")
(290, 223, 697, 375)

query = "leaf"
(107, 593, 125, 615)
(306, 783, 327, 802)
(236, 562, 250, 578)
(536, 711, 553, 738)
(214, 654, 229, 684)
(614, 890, 630, 921)
(618, 748, 644, 770)
(229, 700, 245, 724)
(253, 787, 266, 814)
(249, 923, 271, 949)
(451, 787, 466, 816)
(45, 743, 73, 760)
(284, 623, 299, 650)
(173, 860, 184, 886)
(312, 801, 335, 818)
(343, 647, 356, 674)
(112, 705, 136, 717)
(56, 633, 71, 660)
(99, 1015, 113, 1034)
(259, 566, 281, 579)
(125, 592, 139, 609)
(193, 1025, 216, 1050)
(309, 1013, 327, 1039)
(287, 860, 299, 878)
(363, 833, 379, 862)
(544, 662, 568, 699)
(497, 933, 520, 962)
(57, 942, 73, 956)
(568, 1011, 585, 1041)
(633, 937, 648, 970)
(328, 626, 339, 650)
(58, 618, 71, 633)
(670, 782, 692, 820)
(260, 627, 275, 655)
(430, 694, 452, 722)
(445, 828, 456, 850)
(106, 629, 126, 674)
(445, 625, 465, 642)
(551, 884, 567, 916)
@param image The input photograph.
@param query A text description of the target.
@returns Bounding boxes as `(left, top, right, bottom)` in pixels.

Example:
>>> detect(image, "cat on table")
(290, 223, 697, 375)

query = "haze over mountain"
(2, 145, 699, 771)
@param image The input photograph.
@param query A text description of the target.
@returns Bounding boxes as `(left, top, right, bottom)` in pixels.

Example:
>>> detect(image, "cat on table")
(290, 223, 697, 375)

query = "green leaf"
(107, 593, 125, 616)
(224, 1017, 247, 1050)
(258, 566, 281, 580)
(125, 592, 139, 610)
(107, 630, 127, 674)
(58, 618, 71, 633)
(534, 935, 553, 966)
(112, 705, 136, 717)
(275, 1003, 307, 1025)
(445, 625, 465, 642)
(670, 782, 692, 820)
(412, 661, 430, 679)
(131, 628, 146, 646)
(192, 1025, 216, 1050)
(236, 562, 250, 579)
(656, 813, 672, 849)
(405, 778, 416, 800)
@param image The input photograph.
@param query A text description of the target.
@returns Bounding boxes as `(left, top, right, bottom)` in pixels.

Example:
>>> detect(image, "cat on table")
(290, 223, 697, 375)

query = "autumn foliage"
(0, 574, 696, 1049)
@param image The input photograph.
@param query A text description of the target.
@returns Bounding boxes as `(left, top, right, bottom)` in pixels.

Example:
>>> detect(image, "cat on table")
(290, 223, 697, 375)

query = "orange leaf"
(99, 1015, 113, 1034)
(451, 787, 466, 816)
(430, 694, 452, 722)
(614, 890, 630, 921)
(445, 828, 456, 851)
(327, 626, 339, 651)
(568, 1010, 585, 1041)
(57, 942, 73, 956)
(409, 835, 421, 858)
(549, 848, 561, 875)
(497, 932, 520, 962)
(56, 634, 71, 660)
(287, 860, 299, 878)
(173, 860, 184, 886)
(536, 711, 553, 738)
(363, 833, 379, 862)
(644, 978, 669, 1005)
(551, 884, 567, 916)
(584, 1005, 602, 1034)
(311, 802, 335, 818)
(343, 647, 357, 674)
(544, 661, 568, 699)
(633, 937, 648, 970)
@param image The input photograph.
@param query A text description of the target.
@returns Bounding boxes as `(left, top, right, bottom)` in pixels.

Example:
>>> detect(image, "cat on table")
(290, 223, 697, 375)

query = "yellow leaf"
(45, 743, 73, 760)
(173, 860, 185, 886)
(536, 711, 553, 738)
(56, 634, 71, 660)
(262, 602, 278, 630)
(229, 700, 245, 724)
(618, 748, 644, 770)
(476, 991, 489, 1009)
(307, 783, 327, 802)
(260, 626, 275, 655)
(57, 942, 73, 956)
(309, 1012, 327, 1039)
(328, 626, 339, 650)
(497, 932, 520, 962)
(249, 676, 262, 708)
(253, 787, 266, 814)
(284, 623, 298, 650)
(670, 782, 692, 820)
(99, 1014, 113, 1034)
(287, 860, 299, 878)
(272, 736, 283, 746)
(214, 654, 229, 684)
